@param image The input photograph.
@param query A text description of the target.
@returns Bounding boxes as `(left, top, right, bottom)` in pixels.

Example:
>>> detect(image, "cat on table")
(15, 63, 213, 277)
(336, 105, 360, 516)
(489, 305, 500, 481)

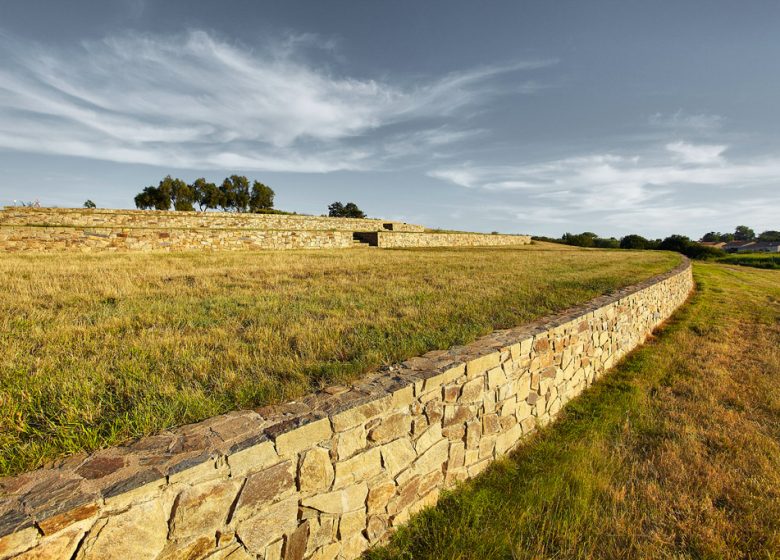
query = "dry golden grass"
(367, 263, 780, 560)
(0, 243, 677, 475)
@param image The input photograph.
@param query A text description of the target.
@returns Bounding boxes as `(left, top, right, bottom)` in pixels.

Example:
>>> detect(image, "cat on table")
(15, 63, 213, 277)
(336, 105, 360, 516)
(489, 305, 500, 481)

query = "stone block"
(170, 478, 242, 539)
(368, 412, 411, 444)
(367, 480, 396, 514)
(229, 441, 279, 478)
(414, 423, 443, 454)
(331, 396, 391, 432)
(465, 354, 500, 379)
(338, 508, 366, 539)
(335, 425, 366, 461)
(459, 378, 484, 403)
(274, 418, 332, 457)
(495, 423, 524, 456)
(234, 461, 295, 521)
(333, 448, 382, 489)
(299, 448, 334, 493)
(0, 526, 39, 558)
(301, 482, 368, 514)
(380, 438, 417, 477)
(235, 496, 298, 553)
(77, 499, 168, 560)
(486, 367, 507, 389)
(283, 520, 309, 560)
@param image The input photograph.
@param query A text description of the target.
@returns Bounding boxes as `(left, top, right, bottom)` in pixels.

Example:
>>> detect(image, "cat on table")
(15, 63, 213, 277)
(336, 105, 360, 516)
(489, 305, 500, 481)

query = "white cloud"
(0, 30, 554, 172)
(665, 140, 726, 164)
(649, 110, 724, 131)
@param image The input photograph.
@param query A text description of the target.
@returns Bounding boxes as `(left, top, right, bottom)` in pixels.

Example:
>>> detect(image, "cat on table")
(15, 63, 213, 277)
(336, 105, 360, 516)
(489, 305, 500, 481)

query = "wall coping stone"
(0, 256, 690, 544)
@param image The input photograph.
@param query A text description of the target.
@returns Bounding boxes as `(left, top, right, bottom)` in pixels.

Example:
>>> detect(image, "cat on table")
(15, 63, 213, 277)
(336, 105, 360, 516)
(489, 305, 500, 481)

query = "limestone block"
(235, 496, 298, 553)
(335, 425, 366, 461)
(234, 461, 295, 521)
(77, 499, 168, 560)
(274, 418, 332, 457)
(301, 483, 368, 514)
(299, 448, 334, 493)
(368, 412, 412, 444)
(229, 441, 279, 478)
(333, 448, 382, 489)
(380, 438, 417, 477)
(169, 478, 242, 540)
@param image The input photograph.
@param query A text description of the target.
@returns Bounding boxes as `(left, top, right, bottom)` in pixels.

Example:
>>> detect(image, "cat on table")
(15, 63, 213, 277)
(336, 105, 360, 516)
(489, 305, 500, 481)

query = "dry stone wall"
(375, 232, 531, 248)
(0, 260, 693, 560)
(0, 208, 425, 232)
(0, 226, 354, 252)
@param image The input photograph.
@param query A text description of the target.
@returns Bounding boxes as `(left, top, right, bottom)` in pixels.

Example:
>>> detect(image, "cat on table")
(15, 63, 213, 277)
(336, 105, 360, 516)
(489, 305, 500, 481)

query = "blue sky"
(0, 0, 778, 237)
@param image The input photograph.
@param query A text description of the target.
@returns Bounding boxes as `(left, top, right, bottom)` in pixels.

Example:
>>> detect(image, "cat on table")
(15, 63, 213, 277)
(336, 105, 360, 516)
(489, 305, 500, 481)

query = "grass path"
(0, 244, 677, 476)
(367, 263, 780, 560)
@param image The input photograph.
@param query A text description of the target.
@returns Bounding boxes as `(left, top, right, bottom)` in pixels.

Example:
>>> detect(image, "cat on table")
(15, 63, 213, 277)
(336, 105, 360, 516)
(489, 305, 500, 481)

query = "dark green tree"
(758, 230, 780, 242)
(83, 199, 96, 209)
(620, 234, 650, 249)
(249, 181, 275, 212)
(191, 178, 223, 211)
(734, 225, 756, 241)
(328, 201, 366, 218)
(134, 185, 170, 210)
(220, 175, 251, 212)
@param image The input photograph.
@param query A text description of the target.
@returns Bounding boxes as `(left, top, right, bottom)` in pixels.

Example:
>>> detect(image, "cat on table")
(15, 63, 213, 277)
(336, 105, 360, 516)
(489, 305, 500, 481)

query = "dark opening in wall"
(353, 232, 379, 246)
(383, 223, 394, 231)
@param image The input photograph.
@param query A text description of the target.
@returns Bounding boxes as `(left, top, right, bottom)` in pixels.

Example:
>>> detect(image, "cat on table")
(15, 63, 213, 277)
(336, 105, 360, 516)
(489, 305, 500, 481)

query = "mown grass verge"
(366, 262, 780, 559)
(0, 244, 677, 476)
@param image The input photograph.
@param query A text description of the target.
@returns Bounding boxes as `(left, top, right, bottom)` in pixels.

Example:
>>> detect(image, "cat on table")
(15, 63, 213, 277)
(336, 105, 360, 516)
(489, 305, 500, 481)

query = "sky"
(0, 0, 778, 238)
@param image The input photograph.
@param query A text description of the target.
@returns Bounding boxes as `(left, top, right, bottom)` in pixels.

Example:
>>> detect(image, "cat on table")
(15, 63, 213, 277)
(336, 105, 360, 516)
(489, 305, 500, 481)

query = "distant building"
(699, 241, 726, 248)
(722, 240, 780, 253)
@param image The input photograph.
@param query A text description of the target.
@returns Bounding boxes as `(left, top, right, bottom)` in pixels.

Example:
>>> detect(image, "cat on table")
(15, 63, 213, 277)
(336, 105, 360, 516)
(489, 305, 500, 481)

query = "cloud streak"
(0, 30, 553, 172)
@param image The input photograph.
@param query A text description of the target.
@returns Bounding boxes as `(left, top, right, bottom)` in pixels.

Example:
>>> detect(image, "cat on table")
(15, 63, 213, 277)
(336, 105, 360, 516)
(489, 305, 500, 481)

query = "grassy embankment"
(368, 262, 780, 560)
(717, 252, 780, 269)
(0, 244, 677, 476)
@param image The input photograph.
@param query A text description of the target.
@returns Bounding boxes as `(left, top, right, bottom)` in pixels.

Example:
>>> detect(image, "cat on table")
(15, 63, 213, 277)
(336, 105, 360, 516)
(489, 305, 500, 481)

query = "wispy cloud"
(429, 140, 780, 236)
(649, 110, 724, 132)
(0, 30, 554, 172)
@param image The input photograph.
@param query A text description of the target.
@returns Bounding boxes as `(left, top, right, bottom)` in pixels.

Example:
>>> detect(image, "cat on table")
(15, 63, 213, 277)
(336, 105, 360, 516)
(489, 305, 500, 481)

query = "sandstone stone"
(0, 526, 39, 558)
(443, 384, 460, 403)
(301, 483, 368, 514)
(414, 423, 443, 454)
(386, 476, 420, 516)
(235, 496, 298, 552)
(203, 543, 254, 559)
(447, 441, 465, 470)
(37, 501, 99, 535)
(331, 396, 390, 432)
(486, 367, 507, 389)
(338, 508, 366, 539)
(478, 436, 496, 460)
(482, 414, 500, 435)
(408, 489, 439, 516)
(229, 441, 279, 478)
(443, 405, 473, 427)
(368, 412, 411, 444)
(335, 425, 366, 460)
(441, 424, 466, 441)
(299, 448, 334, 493)
(380, 438, 417, 477)
(16, 523, 88, 560)
(417, 470, 443, 497)
(411, 439, 449, 477)
(366, 479, 396, 514)
(459, 378, 484, 403)
(169, 456, 228, 486)
(340, 534, 369, 559)
(77, 499, 168, 560)
(390, 385, 414, 409)
(420, 364, 465, 395)
(465, 354, 499, 379)
(333, 448, 382, 489)
(170, 478, 242, 539)
(274, 418, 332, 457)
(306, 514, 336, 552)
(495, 423, 524, 456)
(310, 543, 340, 560)
(366, 514, 388, 543)
(423, 400, 444, 424)
(234, 461, 295, 521)
(284, 520, 309, 560)
(265, 539, 284, 560)
(465, 421, 481, 450)
(156, 536, 213, 560)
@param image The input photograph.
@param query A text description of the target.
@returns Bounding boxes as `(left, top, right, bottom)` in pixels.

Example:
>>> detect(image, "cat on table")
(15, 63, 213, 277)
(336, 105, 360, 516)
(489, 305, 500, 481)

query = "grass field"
(716, 252, 780, 269)
(367, 262, 780, 560)
(0, 244, 678, 476)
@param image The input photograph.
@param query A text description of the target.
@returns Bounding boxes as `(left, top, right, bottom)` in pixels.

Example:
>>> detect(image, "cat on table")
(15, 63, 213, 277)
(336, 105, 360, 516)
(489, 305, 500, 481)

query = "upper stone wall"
(0, 259, 693, 560)
(0, 207, 425, 232)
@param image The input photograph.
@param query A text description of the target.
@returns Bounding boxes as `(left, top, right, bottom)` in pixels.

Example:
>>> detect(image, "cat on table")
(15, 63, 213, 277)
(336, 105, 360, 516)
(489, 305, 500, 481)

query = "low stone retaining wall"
(0, 260, 693, 560)
(0, 226, 354, 252)
(0, 208, 424, 233)
(375, 232, 531, 248)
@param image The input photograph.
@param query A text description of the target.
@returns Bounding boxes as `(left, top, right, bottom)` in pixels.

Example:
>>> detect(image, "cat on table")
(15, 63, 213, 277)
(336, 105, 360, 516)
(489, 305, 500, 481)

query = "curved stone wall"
(0, 260, 693, 560)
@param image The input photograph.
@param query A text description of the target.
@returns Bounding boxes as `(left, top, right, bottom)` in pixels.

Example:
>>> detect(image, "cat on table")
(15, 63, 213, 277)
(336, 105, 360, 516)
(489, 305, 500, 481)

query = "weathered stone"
(447, 442, 466, 470)
(465, 421, 481, 450)
(264, 539, 284, 560)
(234, 461, 295, 520)
(459, 378, 484, 403)
(335, 425, 366, 460)
(411, 439, 449, 477)
(441, 424, 466, 441)
(443, 405, 473, 427)
(368, 413, 411, 444)
(299, 448, 334, 493)
(465, 353, 500, 378)
(366, 514, 388, 543)
(77, 499, 168, 560)
(495, 423, 524, 455)
(203, 543, 253, 559)
(284, 520, 309, 560)
(367, 480, 396, 514)
(37, 502, 99, 535)
(228, 440, 279, 478)
(338, 508, 366, 539)
(331, 396, 390, 432)
(333, 448, 382, 489)
(310, 542, 340, 560)
(301, 483, 368, 514)
(423, 400, 444, 424)
(273, 418, 332, 457)
(414, 423, 443, 454)
(0, 526, 39, 558)
(380, 438, 417, 477)
(443, 384, 460, 403)
(75, 456, 126, 480)
(16, 522, 88, 560)
(386, 476, 420, 516)
(156, 536, 213, 560)
(340, 534, 369, 559)
(169, 478, 241, 540)
(482, 414, 500, 435)
(235, 496, 298, 552)
(486, 367, 507, 389)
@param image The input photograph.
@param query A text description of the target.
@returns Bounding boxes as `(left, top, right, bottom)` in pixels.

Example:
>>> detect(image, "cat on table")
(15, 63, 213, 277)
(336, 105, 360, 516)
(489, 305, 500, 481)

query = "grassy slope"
(0, 244, 677, 476)
(367, 262, 780, 560)
(717, 252, 780, 269)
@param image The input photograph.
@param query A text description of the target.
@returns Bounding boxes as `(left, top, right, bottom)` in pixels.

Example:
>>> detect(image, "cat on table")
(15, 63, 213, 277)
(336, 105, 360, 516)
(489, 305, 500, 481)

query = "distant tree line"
(533, 225, 776, 260)
(134, 175, 275, 213)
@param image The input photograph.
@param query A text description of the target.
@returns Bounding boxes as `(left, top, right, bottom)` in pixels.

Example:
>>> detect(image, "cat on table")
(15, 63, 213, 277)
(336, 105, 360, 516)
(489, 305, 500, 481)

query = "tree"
(734, 225, 756, 241)
(249, 181, 275, 212)
(561, 232, 599, 247)
(620, 234, 650, 249)
(83, 200, 96, 209)
(220, 175, 251, 212)
(328, 201, 366, 218)
(191, 178, 222, 211)
(758, 230, 780, 242)
(134, 185, 170, 210)
(158, 176, 194, 211)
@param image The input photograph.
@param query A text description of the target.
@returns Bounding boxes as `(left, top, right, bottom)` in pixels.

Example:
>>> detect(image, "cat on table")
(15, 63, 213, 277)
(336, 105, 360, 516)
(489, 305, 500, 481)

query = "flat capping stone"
(0, 257, 691, 539)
